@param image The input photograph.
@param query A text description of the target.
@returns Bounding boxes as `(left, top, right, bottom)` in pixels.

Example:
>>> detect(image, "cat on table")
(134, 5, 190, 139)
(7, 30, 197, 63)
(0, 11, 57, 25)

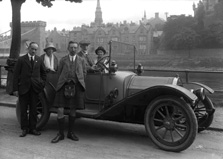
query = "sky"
(0, 0, 199, 34)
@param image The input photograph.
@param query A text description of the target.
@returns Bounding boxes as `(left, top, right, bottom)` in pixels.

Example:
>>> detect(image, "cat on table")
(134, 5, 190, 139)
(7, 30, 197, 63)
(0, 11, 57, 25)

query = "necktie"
(31, 56, 34, 68)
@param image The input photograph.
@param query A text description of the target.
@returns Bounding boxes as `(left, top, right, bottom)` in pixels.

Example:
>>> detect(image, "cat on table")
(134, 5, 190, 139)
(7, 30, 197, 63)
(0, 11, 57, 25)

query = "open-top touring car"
(16, 41, 215, 152)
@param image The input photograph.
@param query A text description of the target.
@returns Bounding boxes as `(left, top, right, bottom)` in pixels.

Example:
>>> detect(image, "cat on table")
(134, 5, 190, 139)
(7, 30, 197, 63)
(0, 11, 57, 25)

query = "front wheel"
(144, 96, 197, 152)
(16, 92, 50, 130)
(193, 96, 214, 132)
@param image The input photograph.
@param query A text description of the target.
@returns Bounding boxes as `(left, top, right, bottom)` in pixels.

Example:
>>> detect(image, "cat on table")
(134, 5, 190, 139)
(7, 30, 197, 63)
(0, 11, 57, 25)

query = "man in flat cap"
(77, 40, 95, 72)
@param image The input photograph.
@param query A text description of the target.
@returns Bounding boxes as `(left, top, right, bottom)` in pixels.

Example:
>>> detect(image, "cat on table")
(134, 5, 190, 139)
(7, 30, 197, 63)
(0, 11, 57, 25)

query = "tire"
(193, 96, 214, 132)
(144, 95, 197, 152)
(16, 92, 50, 130)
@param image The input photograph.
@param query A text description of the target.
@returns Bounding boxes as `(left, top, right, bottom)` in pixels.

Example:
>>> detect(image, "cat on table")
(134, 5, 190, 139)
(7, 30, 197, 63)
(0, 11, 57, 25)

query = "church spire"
(94, 0, 103, 27)
(144, 10, 146, 19)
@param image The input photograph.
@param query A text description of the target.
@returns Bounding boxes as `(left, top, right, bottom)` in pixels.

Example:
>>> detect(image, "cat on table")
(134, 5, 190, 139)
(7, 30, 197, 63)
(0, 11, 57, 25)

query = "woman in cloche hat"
(40, 42, 58, 72)
(94, 46, 108, 72)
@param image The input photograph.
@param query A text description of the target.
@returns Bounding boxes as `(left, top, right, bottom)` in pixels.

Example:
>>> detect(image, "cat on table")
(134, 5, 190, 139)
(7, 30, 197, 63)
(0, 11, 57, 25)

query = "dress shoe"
(20, 129, 28, 137)
(51, 133, 64, 143)
(67, 132, 79, 141)
(29, 129, 41, 136)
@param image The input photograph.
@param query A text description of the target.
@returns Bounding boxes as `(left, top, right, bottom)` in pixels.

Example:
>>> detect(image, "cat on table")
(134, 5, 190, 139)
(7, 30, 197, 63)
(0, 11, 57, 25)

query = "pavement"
(0, 88, 223, 132)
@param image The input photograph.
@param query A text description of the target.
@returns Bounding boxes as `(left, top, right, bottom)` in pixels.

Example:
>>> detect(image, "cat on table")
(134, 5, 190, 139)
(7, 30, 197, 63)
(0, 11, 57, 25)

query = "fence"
(0, 65, 7, 88)
(1, 64, 223, 92)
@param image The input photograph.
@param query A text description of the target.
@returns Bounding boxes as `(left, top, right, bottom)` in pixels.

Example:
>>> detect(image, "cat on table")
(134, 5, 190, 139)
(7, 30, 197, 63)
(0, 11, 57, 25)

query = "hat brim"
(44, 47, 56, 52)
(95, 49, 106, 55)
(80, 43, 90, 46)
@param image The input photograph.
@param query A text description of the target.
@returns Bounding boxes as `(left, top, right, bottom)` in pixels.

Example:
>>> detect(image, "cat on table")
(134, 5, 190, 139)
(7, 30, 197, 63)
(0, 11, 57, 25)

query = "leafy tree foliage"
(162, 15, 197, 50)
(172, 27, 198, 50)
(0, 0, 82, 59)
(172, 27, 198, 57)
(0, 0, 82, 94)
(214, 0, 223, 21)
(194, 1, 205, 30)
(199, 22, 223, 48)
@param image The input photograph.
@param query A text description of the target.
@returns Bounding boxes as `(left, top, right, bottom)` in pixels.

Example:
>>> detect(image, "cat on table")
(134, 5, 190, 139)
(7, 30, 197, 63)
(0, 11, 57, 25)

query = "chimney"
(155, 12, 159, 18)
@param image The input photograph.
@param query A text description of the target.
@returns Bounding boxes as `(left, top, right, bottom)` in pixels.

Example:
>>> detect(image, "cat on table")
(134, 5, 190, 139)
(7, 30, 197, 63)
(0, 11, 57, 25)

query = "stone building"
(46, 27, 69, 52)
(0, 0, 165, 55)
(0, 21, 46, 56)
(68, 0, 162, 55)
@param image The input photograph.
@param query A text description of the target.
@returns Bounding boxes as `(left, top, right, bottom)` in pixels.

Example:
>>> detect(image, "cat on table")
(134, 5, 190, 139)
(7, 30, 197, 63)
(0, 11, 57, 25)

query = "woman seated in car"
(93, 46, 109, 72)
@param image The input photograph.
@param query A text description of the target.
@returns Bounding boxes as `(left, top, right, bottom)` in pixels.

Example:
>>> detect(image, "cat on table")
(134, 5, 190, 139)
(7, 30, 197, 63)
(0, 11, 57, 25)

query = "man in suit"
(77, 40, 95, 72)
(13, 42, 47, 137)
(51, 41, 86, 143)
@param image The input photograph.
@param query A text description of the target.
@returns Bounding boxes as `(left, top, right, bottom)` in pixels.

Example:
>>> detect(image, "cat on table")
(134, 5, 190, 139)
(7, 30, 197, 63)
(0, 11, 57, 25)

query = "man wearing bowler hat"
(77, 40, 95, 72)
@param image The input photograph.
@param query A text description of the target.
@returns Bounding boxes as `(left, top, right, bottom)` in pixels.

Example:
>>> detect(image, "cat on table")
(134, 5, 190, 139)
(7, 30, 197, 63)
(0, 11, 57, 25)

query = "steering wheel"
(95, 55, 110, 71)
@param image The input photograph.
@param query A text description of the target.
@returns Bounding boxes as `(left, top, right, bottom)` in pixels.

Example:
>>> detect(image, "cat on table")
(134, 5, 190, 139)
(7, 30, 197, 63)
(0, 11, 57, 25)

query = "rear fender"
(187, 82, 214, 94)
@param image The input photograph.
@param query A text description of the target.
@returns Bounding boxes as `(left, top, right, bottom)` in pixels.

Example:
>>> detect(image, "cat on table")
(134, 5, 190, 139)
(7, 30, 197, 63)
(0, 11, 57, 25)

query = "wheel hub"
(163, 118, 175, 130)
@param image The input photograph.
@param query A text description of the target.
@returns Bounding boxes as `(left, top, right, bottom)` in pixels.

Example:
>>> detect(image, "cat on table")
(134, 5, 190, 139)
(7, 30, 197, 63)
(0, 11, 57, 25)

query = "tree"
(195, 0, 205, 30)
(172, 27, 198, 58)
(0, 0, 82, 94)
(162, 15, 196, 50)
(214, 0, 223, 21)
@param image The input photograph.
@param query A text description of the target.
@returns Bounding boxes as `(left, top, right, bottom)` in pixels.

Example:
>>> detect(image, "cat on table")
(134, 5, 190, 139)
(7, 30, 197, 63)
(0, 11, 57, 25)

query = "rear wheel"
(144, 96, 197, 152)
(16, 92, 50, 130)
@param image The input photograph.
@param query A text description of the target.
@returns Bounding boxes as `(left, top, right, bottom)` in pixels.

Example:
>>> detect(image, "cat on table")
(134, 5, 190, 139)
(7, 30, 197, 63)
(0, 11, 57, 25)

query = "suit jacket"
(40, 53, 59, 72)
(77, 51, 94, 70)
(56, 55, 86, 91)
(13, 54, 47, 95)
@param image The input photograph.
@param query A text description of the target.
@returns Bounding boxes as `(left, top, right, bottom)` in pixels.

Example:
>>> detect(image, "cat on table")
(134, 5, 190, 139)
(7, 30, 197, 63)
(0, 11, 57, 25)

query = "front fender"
(127, 84, 197, 103)
(99, 84, 197, 119)
(187, 82, 214, 94)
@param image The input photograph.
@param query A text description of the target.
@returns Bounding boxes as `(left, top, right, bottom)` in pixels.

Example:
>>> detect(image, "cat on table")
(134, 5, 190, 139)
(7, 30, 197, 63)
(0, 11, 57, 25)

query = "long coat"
(56, 55, 86, 91)
(13, 54, 47, 95)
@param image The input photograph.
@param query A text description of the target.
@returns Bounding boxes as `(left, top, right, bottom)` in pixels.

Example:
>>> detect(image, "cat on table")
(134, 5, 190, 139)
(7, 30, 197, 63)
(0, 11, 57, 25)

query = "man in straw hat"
(41, 42, 58, 72)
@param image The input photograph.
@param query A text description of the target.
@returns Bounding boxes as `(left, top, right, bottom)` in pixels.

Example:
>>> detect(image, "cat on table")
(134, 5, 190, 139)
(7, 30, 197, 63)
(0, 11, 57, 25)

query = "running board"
(76, 109, 100, 118)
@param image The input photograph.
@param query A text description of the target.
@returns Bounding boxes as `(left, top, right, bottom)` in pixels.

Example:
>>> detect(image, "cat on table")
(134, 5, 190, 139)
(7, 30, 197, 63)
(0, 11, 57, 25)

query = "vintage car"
(16, 41, 215, 152)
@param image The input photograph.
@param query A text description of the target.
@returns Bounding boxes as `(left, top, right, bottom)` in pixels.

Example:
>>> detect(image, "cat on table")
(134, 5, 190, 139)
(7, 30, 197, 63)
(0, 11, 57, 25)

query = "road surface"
(0, 106, 223, 159)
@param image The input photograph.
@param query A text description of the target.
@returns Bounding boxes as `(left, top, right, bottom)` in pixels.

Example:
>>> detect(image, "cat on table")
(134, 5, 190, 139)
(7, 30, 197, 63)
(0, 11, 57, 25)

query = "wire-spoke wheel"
(16, 92, 50, 130)
(144, 95, 197, 152)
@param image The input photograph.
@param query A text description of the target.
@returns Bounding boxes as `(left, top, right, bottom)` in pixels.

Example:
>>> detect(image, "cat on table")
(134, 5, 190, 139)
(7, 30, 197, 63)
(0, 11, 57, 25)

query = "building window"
(140, 28, 144, 34)
(111, 37, 118, 41)
(124, 36, 129, 42)
(97, 37, 104, 43)
(139, 36, 146, 42)
(139, 45, 146, 50)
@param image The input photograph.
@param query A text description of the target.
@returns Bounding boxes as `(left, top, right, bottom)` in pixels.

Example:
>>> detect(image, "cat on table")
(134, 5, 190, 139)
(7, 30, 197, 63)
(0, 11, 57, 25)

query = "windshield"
(108, 41, 136, 72)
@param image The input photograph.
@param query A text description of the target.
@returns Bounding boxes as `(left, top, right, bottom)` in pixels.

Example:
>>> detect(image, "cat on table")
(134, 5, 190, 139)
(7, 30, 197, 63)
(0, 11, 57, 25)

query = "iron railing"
(1, 64, 223, 93)
(0, 65, 7, 88)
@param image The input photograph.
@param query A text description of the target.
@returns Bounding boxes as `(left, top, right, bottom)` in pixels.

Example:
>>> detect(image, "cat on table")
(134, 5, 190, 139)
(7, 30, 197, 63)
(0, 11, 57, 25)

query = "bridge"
(0, 21, 47, 56)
